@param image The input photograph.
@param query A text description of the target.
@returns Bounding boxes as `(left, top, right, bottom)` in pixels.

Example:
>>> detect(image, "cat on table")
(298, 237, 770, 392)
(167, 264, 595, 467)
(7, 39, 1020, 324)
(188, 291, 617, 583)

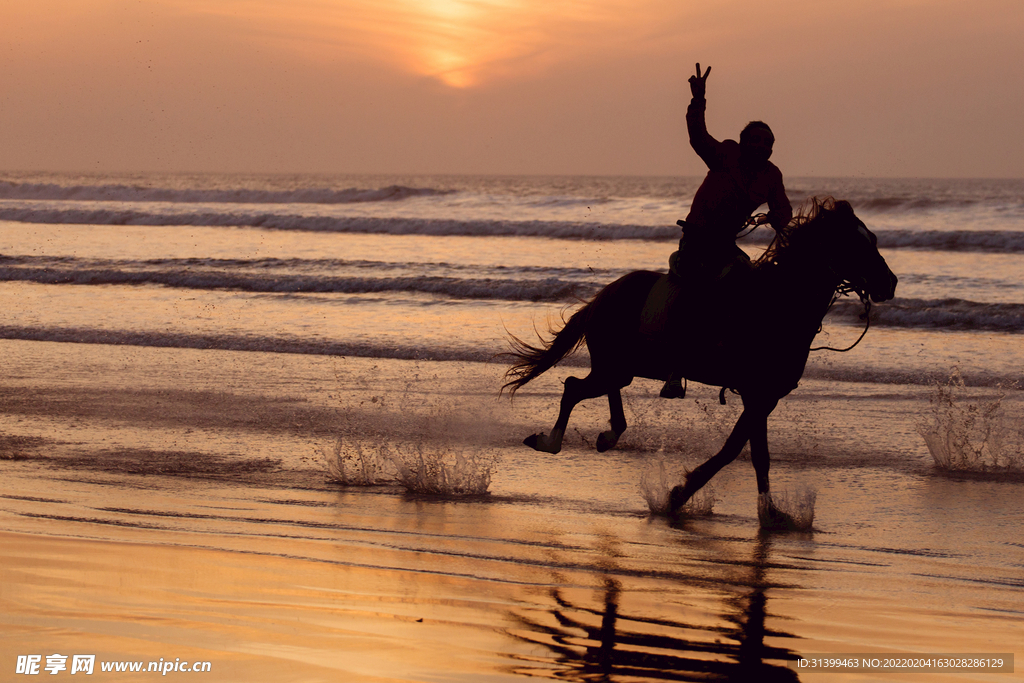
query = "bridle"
(749, 212, 875, 354)
(809, 218, 876, 353)
(809, 284, 871, 353)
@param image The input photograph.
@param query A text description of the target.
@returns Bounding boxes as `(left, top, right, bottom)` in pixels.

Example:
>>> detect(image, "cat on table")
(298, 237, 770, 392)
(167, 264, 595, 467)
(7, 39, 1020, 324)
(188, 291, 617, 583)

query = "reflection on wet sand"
(507, 531, 800, 681)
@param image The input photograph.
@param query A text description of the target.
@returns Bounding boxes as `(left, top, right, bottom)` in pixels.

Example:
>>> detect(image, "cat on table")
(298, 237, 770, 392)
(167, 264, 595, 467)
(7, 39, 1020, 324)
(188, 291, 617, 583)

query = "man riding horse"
(660, 63, 793, 398)
(504, 65, 897, 525)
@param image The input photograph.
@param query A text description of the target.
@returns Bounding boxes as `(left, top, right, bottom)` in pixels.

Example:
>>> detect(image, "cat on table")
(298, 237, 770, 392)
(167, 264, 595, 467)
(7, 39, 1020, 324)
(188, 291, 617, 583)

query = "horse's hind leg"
(596, 389, 628, 452)
(524, 374, 612, 453)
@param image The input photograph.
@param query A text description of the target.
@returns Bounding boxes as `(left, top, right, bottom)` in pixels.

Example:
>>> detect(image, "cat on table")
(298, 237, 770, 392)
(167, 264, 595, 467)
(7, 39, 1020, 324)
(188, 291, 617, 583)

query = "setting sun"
(400, 0, 502, 87)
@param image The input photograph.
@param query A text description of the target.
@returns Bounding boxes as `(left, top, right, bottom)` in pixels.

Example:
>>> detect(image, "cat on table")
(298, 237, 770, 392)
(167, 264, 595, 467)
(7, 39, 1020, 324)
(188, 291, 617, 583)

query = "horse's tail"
(500, 303, 592, 398)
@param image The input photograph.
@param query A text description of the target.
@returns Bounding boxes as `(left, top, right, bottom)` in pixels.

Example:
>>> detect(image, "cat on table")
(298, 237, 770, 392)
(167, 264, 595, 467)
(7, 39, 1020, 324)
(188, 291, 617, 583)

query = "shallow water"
(1, 172, 1022, 679)
(2, 341, 1022, 680)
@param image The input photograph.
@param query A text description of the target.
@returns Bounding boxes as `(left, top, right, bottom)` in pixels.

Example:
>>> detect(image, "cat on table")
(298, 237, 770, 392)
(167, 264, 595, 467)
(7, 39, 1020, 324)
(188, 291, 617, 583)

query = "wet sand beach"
(2, 339, 1021, 682)
(2, 0, 1024, 670)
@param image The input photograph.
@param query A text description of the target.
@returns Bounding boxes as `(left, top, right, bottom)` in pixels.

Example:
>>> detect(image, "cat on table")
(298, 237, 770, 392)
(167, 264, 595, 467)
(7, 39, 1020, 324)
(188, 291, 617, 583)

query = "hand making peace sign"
(689, 63, 711, 99)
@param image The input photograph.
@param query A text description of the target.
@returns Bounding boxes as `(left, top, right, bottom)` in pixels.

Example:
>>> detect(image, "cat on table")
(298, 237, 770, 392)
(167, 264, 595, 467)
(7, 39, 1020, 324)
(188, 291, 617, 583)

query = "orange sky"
(1, 0, 1022, 176)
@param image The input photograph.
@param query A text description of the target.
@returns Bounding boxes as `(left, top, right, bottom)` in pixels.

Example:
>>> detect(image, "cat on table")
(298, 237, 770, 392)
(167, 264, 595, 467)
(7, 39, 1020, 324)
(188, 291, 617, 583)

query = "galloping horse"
(502, 198, 897, 519)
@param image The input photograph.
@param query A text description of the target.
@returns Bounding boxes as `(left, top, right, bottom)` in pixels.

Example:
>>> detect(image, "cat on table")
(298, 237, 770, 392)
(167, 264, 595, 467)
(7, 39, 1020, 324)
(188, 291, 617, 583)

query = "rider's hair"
(740, 121, 774, 144)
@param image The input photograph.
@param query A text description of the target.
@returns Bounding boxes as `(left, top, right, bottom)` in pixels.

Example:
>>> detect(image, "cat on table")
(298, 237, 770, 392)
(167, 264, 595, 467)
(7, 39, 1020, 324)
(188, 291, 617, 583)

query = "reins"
(809, 282, 872, 353)
(735, 212, 768, 239)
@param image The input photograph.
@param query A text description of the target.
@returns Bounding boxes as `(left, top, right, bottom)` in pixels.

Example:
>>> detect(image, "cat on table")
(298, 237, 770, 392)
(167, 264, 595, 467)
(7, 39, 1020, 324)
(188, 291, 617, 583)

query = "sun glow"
(183, 0, 533, 87)
(396, 0, 533, 88)
(389, 0, 688, 88)
(183, 0, 682, 89)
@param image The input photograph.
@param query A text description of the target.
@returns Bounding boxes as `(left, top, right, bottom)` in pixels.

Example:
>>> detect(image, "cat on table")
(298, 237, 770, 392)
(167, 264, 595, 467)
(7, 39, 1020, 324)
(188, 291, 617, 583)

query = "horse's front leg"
(747, 400, 799, 529)
(749, 400, 777, 495)
(669, 409, 754, 514)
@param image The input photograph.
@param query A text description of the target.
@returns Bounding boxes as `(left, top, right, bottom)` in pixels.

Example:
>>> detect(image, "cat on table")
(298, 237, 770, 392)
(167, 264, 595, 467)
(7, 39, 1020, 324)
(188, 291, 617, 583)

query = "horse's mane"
(753, 196, 849, 269)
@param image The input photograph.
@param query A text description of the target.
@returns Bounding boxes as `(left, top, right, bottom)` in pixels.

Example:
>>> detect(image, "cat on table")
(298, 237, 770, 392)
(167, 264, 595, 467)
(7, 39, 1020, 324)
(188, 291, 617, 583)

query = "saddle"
(638, 242, 754, 363)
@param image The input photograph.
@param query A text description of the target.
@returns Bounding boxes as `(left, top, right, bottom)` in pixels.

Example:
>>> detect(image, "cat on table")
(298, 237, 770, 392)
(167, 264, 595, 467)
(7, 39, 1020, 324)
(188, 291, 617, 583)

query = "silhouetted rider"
(661, 63, 793, 398)
(675, 63, 792, 277)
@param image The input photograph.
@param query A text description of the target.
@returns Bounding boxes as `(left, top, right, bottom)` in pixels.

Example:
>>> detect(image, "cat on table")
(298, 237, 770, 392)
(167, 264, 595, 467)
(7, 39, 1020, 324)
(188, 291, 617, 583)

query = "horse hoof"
(759, 507, 793, 531)
(668, 484, 691, 516)
(758, 497, 797, 531)
(659, 382, 686, 399)
(596, 430, 620, 452)
(523, 433, 560, 453)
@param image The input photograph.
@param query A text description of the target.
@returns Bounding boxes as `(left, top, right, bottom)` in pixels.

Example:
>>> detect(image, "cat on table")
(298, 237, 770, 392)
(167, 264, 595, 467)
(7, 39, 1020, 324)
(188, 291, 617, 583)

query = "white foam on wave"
(0, 324, 501, 363)
(5, 202, 1024, 253)
(8, 255, 1024, 328)
(0, 262, 592, 301)
(0, 180, 450, 204)
(877, 229, 1024, 253)
(1, 323, 1022, 392)
(0, 206, 680, 241)
(829, 297, 1024, 333)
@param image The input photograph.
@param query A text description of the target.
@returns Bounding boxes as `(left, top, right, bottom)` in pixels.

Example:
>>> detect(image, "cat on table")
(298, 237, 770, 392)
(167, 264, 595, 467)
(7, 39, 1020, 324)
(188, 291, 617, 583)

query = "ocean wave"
(829, 297, 1024, 332)
(0, 259, 599, 302)
(876, 229, 1024, 252)
(3, 205, 1024, 251)
(849, 196, 984, 213)
(3, 255, 1024, 326)
(0, 206, 680, 241)
(0, 180, 451, 204)
(0, 254, 607, 277)
(786, 179, 1024, 216)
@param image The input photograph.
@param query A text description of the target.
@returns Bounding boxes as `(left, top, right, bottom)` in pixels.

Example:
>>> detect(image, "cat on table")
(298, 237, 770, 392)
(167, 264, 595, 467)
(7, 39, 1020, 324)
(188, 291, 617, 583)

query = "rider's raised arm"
(686, 63, 722, 169)
(765, 167, 793, 232)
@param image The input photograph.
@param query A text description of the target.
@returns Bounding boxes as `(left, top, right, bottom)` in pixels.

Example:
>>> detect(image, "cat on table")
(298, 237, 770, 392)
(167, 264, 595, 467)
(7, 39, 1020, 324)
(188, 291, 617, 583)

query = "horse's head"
(781, 199, 897, 303)
(821, 200, 897, 302)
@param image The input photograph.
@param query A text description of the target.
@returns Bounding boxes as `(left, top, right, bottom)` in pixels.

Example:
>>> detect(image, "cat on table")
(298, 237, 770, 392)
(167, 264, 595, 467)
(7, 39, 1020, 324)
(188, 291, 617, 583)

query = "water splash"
(758, 489, 816, 531)
(322, 436, 395, 486)
(321, 367, 500, 495)
(626, 394, 741, 517)
(640, 457, 715, 516)
(386, 393, 497, 495)
(392, 444, 493, 496)
(324, 431, 494, 495)
(917, 367, 1024, 473)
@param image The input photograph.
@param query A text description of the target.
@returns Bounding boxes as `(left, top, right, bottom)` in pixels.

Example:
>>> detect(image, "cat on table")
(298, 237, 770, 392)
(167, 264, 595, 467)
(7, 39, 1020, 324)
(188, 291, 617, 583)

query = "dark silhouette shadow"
(503, 199, 897, 519)
(505, 532, 800, 681)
